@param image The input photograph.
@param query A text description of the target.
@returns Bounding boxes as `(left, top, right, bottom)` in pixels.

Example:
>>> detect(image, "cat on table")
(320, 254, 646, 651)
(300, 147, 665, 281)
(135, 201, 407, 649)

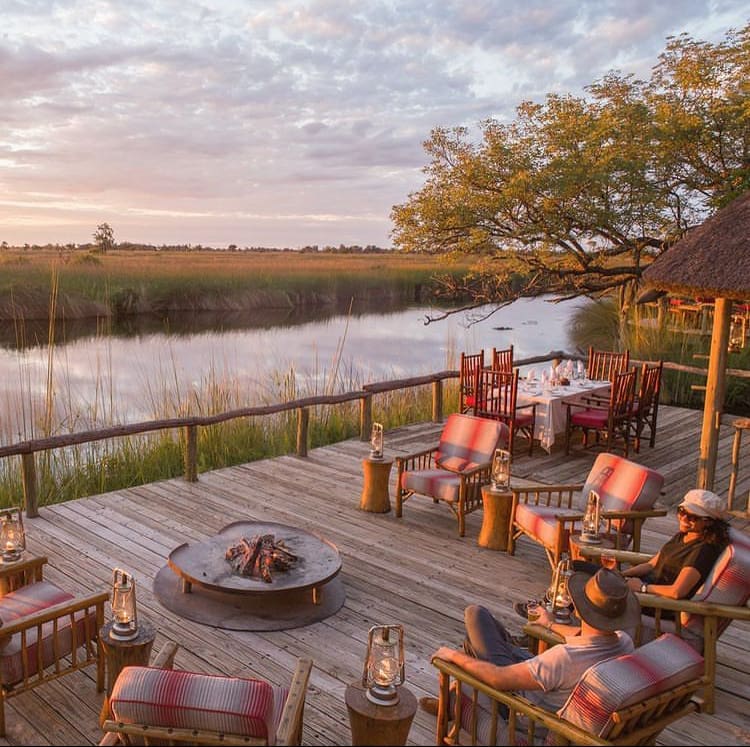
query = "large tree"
(391, 24, 750, 323)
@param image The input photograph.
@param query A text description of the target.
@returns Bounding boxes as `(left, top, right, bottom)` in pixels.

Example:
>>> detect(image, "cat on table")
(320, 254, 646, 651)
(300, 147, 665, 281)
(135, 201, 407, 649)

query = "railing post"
(21, 453, 39, 518)
(432, 379, 443, 422)
(360, 393, 372, 441)
(184, 425, 198, 482)
(297, 407, 309, 457)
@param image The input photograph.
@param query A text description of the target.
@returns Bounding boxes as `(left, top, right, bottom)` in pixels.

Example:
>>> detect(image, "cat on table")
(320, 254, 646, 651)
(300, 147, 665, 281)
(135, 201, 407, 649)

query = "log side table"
(478, 484, 515, 551)
(99, 619, 157, 726)
(568, 533, 616, 564)
(360, 456, 394, 513)
(345, 682, 417, 746)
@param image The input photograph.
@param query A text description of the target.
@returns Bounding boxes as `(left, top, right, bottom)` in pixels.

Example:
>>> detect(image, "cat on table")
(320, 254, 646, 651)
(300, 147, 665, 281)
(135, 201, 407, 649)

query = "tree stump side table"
(99, 619, 157, 726)
(360, 456, 394, 512)
(345, 682, 417, 746)
(478, 484, 514, 551)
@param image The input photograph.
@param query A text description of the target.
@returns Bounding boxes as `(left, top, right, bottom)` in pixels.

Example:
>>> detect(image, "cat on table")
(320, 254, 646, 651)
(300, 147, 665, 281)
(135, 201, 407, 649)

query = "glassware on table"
(526, 599, 541, 622)
(600, 551, 618, 570)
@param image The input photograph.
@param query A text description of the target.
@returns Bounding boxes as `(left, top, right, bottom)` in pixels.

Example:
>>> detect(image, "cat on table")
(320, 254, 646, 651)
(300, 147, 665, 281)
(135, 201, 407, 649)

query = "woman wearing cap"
(621, 489, 730, 605)
(424, 568, 639, 717)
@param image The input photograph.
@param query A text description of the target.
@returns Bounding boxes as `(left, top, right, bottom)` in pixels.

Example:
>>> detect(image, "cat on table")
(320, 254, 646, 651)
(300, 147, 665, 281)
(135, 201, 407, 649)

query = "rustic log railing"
(2, 350, 747, 518)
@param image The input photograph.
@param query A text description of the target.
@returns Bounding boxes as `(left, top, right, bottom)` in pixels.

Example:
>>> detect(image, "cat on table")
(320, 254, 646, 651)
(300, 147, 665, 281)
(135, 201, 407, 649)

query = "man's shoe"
(419, 696, 439, 716)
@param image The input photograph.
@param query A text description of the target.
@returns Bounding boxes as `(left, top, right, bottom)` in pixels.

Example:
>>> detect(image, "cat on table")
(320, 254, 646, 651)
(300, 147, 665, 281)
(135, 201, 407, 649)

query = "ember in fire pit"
(226, 534, 298, 582)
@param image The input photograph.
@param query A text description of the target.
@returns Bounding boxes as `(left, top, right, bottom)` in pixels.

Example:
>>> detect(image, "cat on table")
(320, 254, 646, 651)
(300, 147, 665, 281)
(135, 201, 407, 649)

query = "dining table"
(516, 378, 611, 453)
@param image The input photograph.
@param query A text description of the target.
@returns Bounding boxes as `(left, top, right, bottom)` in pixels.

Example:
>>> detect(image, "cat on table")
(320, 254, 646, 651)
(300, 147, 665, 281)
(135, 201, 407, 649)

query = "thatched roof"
(643, 191, 750, 301)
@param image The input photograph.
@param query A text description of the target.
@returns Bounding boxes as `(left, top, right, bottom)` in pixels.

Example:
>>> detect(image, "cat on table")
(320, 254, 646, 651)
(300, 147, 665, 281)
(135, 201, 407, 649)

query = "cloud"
(0, 0, 746, 247)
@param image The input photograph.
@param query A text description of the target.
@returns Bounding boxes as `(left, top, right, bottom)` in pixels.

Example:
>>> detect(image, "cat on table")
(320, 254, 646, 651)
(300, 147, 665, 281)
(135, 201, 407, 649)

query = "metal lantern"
(110, 568, 139, 641)
(580, 490, 602, 544)
(0, 507, 26, 563)
(490, 448, 511, 490)
(370, 422, 384, 460)
(547, 554, 574, 623)
(362, 624, 405, 706)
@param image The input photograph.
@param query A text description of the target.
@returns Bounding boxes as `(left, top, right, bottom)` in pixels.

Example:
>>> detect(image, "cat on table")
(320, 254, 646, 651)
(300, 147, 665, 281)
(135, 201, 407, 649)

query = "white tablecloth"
(517, 380, 611, 452)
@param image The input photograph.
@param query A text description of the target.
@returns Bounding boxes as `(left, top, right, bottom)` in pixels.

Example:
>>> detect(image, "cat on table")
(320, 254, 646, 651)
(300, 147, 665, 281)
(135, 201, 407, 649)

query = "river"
(0, 295, 588, 445)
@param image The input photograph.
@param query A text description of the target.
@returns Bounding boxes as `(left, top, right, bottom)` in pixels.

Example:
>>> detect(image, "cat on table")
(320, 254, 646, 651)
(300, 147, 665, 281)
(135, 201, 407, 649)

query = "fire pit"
(153, 521, 345, 631)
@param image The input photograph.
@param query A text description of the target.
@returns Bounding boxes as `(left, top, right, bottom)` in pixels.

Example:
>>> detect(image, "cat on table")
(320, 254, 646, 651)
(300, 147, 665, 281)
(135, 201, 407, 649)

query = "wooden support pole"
(183, 425, 198, 483)
(296, 407, 309, 457)
(21, 453, 38, 518)
(432, 380, 443, 422)
(360, 394, 372, 442)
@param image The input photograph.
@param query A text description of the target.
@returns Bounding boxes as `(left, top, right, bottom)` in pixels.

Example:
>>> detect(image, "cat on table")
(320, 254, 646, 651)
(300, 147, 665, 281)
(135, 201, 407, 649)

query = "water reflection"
(0, 296, 584, 444)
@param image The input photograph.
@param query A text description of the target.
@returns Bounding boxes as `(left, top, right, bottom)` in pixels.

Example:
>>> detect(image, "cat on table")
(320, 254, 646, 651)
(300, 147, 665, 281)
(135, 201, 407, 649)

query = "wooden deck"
(5, 404, 750, 746)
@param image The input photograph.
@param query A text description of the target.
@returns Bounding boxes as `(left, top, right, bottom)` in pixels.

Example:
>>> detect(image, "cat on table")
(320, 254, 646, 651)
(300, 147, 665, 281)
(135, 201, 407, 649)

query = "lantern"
(369, 422, 384, 460)
(547, 554, 573, 623)
(580, 490, 602, 544)
(110, 568, 138, 641)
(0, 507, 26, 563)
(362, 624, 405, 705)
(490, 448, 511, 490)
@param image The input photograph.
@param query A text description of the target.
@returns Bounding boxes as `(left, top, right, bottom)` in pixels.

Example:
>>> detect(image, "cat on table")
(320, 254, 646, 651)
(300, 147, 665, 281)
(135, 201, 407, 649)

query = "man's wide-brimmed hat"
(568, 568, 640, 631)
(679, 489, 726, 520)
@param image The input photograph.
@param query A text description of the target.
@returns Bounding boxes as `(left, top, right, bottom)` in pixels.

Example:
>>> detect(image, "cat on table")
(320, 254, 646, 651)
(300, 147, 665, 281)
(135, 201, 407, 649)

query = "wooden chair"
(508, 452, 665, 569)
(0, 555, 108, 737)
(490, 345, 514, 372)
(459, 351, 485, 413)
(395, 413, 509, 536)
(100, 641, 313, 746)
(473, 368, 536, 458)
(630, 361, 663, 452)
(576, 526, 750, 715)
(564, 368, 637, 456)
(586, 346, 630, 382)
(431, 633, 704, 745)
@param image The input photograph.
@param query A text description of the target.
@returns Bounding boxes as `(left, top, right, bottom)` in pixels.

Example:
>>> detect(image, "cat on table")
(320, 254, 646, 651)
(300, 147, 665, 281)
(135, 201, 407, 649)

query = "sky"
(1, 1, 747, 250)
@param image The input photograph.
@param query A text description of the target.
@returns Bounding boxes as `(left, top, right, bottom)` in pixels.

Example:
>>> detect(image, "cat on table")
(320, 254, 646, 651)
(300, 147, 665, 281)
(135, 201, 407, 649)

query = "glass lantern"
(547, 554, 573, 623)
(580, 490, 602, 544)
(362, 624, 405, 705)
(490, 448, 511, 490)
(0, 507, 26, 563)
(110, 568, 139, 641)
(369, 422, 384, 460)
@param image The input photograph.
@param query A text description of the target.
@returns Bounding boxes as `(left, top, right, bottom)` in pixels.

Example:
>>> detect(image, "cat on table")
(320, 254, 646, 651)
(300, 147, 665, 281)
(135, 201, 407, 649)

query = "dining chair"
(564, 367, 637, 456)
(472, 367, 536, 457)
(586, 346, 630, 382)
(490, 345, 514, 372)
(459, 350, 485, 413)
(630, 360, 663, 452)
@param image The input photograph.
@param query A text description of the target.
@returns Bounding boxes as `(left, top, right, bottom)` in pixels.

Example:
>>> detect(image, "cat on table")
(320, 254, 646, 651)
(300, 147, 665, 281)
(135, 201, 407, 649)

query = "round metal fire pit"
(153, 521, 345, 631)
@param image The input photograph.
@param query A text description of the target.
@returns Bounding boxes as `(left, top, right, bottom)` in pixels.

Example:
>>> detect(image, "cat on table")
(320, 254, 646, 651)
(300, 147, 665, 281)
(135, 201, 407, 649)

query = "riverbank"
(0, 248, 473, 320)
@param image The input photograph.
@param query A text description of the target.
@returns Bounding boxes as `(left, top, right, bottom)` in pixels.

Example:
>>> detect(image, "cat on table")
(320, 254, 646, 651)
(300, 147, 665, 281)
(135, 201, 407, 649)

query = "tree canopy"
(391, 24, 750, 321)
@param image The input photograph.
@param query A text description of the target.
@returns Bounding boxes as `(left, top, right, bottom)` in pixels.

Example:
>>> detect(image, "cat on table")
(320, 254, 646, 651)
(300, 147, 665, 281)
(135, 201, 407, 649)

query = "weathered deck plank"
(2, 404, 749, 746)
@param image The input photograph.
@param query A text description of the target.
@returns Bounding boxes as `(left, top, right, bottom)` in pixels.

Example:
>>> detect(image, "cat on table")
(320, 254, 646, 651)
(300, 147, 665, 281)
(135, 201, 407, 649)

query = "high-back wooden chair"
(630, 360, 663, 452)
(490, 345, 514, 372)
(564, 367, 637, 456)
(508, 451, 665, 569)
(586, 346, 630, 382)
(472, 368, 536, 457)
(432, 633, 705, 745)
(101, 642, 313, 746)
(459, 351, 485, 413)
(395, 413, 509, 536)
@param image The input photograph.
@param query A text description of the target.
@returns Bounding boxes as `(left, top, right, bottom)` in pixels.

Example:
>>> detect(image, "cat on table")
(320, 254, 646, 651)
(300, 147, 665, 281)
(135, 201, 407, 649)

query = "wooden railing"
(3, 350, 746, 518)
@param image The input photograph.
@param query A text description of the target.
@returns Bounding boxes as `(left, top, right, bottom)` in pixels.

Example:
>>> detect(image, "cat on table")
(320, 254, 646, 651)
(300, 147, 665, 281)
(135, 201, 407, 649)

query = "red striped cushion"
(435, 414, 507, 468)
(110, 666, 287, 743)
(401, 470, 461, 503)
(0, 580, 95, 685)
(556, 634, 704, 739)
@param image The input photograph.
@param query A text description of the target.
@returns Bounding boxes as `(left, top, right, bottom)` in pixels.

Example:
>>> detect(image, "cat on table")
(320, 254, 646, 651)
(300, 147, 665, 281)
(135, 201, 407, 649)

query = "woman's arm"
(625, 565, 701, 599)
(621, 553, 658, 579)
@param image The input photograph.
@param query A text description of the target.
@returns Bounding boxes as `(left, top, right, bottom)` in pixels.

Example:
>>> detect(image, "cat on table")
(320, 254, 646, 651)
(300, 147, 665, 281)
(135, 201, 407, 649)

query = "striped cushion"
(556, 634, 704, 739)
(401, 470, 462, 503)
(514, 502, 580, 550)
(434, 414, 507, 468)
(0, 580, 97, 685)
(109, 666, 288, 743)
(682, 527, 750, 639)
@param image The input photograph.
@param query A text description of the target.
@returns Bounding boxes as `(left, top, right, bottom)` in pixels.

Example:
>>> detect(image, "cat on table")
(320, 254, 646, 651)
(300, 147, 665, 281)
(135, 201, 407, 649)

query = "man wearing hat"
(622, 488, 730, 606)
(425, 568, 640, 716)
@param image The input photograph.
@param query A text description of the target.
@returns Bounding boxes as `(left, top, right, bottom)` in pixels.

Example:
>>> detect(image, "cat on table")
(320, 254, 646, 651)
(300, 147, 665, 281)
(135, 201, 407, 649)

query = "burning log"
(225, 534, 298, 582)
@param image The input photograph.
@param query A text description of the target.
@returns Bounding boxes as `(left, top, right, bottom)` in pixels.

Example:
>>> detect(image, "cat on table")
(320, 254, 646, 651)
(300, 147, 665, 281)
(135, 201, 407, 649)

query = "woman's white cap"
(679, 489, 725, 519)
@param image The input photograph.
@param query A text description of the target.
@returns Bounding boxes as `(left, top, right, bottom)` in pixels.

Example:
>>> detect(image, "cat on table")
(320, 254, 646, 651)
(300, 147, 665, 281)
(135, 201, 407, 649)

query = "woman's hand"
(626, 577, 643, 592)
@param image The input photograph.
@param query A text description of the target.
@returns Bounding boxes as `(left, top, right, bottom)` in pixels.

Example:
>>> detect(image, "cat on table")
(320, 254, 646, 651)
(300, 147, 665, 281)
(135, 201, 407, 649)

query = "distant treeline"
(0, 241, 391, 254)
